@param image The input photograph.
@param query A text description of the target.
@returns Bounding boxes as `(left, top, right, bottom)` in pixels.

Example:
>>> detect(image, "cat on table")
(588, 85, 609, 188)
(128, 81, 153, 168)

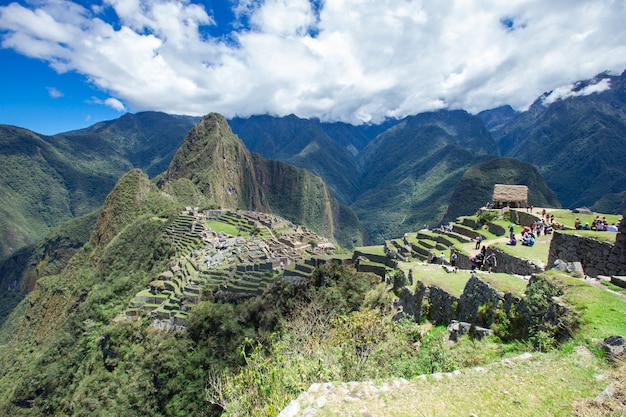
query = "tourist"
(507, 236, 517, 246)
(439, 252, 446, 265)
(574, 218, 581, 230)
(485, 252, 497, 273)
(475, 235, 483, 250)
(470, 256, 477, 271)
(450, 251, 458, 272)
(476, 252, 485, 270)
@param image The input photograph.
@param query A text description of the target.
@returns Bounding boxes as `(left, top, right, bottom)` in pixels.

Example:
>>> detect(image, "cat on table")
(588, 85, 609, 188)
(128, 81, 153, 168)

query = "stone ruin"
(121, 209, 336, 331)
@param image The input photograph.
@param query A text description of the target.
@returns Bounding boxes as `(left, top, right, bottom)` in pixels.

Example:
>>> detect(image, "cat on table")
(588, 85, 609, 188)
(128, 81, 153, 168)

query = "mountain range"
(0, 69, 625, 416)
(1, 69, 626, 261)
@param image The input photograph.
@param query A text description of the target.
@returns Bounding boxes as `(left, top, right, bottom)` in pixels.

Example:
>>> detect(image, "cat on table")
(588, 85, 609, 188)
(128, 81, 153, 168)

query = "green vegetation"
(206, 220, 247, 236)
(1, 105, 625, 416)
(491, 235, 552, 264)
(0, 114, 196, 259)
(475, 272, 528, 296)
(294, 351, 608, 417)
(444, 157, 561, 224)
(407, 264, 470, 296)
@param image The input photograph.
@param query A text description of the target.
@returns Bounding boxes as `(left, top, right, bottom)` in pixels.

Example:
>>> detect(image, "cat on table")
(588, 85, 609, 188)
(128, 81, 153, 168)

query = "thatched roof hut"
(493, 184, 528, 208)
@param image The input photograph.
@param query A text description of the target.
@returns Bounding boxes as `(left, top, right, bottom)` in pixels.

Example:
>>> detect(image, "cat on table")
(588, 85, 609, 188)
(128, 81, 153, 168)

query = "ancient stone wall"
(507, 210, 540, 227)
(487, 222, 506, 236)
(458, 275, 504, 326)
(547, 232, 616, 277)
(456, 249, 542, 276)
(414, 282, 459, 325)
(607, 217, 626, 276)
(488, 248, 544, 276)
(351, 250, 397, 268)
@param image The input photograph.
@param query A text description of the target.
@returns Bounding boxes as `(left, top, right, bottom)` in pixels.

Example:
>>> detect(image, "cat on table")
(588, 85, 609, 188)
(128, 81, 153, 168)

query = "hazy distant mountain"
(488, 70, 626, 211)
(476, 105, 521, 136)
(63, 111, 200, 177)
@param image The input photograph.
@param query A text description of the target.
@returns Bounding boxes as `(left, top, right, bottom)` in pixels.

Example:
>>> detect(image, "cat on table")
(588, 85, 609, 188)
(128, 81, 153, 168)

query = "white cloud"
(46, 86, 63, 98)
(542, 77, 613, 105)
(90, 96, 126, 111)
(1, 0, 626, 124)
(104, 97, 126, 111)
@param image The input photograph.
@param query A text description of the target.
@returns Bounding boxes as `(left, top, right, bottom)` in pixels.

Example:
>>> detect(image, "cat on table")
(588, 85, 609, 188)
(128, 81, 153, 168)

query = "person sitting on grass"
(522, 234, 535, 246)
(507, 236, 517, 246)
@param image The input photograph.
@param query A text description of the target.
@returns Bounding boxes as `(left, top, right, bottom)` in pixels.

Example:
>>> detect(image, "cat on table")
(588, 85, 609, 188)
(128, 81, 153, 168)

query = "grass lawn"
(307, 351, 609, 417)
(205, 220, 249, 237)
(474, 272, 528, 296)
(558, 229, 618, 243)
(353, 245, 386, 256)
(545, 209, 621, 230)
(490, 235, 552, 265)
(402, 263, 471, 296)
(542, 271, 626, 345)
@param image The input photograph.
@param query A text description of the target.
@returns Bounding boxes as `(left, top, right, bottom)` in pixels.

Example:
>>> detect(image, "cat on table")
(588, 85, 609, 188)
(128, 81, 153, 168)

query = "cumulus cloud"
(1, 0, 626, 124)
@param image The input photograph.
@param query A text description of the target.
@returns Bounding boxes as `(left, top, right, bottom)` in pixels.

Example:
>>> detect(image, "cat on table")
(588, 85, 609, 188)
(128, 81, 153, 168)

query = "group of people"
(469, 245, 497, 272)
(574, 216, 621, 232)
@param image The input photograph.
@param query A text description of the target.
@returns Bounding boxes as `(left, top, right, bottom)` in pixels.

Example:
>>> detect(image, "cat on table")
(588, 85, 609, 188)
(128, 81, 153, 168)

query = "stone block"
(610, 276, 626, 289)
(598, 335, 626, 361)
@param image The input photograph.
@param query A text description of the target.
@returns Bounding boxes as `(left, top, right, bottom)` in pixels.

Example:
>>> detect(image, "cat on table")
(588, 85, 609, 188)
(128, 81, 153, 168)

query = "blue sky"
(1, 0, 626, 135)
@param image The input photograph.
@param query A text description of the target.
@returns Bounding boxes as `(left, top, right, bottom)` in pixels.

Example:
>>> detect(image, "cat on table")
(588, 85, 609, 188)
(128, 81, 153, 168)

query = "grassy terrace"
(308, 351, 608, 417)
(489, 235, 552, 265)
(205, 220, 247, 236)
(548, 271, 626, 343)
(289, 268, 626, 417)
(474, 272, 528, 296)
(353, 245, 386, 256)
(401, 263, 470, 296)
(400, 262, 529, 297)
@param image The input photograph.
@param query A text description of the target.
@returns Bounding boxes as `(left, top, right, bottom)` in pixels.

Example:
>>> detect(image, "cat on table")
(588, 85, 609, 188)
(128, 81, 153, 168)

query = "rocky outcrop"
(599, 336, 626, 362)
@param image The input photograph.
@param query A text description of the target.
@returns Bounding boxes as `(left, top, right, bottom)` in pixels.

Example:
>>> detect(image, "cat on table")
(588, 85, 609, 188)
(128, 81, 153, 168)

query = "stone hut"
(493, 184, 528, 209)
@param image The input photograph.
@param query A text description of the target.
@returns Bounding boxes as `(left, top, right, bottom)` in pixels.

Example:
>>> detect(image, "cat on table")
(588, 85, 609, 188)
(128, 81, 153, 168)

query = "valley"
(0, 70, 624, 416)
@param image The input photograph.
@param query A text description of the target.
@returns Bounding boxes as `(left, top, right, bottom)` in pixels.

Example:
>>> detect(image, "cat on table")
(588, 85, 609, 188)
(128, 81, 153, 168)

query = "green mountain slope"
(64, 111, 199, 177)
(443, 157, 561, 222)
(229, 115, 363, 204)
(0, 113, 197, 259)
(490, 70, 626, 211)
(159, 113, 366, 246)
(353, 110, 499, 242)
